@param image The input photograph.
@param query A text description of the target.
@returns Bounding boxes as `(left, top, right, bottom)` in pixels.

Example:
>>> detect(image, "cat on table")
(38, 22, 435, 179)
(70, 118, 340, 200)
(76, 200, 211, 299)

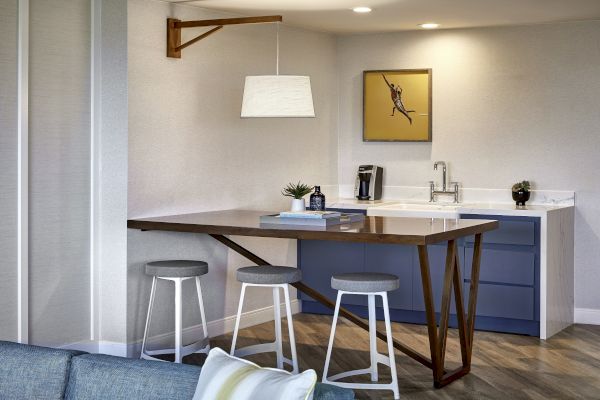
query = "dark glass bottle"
(310, 186, 326, 211)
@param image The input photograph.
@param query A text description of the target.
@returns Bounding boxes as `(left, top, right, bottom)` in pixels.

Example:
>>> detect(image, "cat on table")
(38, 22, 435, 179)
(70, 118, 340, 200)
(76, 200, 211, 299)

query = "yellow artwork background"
(363, 70, 431, 141)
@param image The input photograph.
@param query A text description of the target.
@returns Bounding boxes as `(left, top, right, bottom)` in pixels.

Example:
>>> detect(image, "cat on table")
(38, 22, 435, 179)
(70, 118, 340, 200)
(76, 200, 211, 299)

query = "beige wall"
(127, 0, 338, 343)
(28, 0, 92, 346)
(337, 22, 600, 309)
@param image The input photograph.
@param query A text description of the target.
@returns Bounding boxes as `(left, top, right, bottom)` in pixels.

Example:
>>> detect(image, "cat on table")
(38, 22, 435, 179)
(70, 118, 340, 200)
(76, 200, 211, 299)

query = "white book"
(259, 212, 364, 227)
(278, 211, 341, 219)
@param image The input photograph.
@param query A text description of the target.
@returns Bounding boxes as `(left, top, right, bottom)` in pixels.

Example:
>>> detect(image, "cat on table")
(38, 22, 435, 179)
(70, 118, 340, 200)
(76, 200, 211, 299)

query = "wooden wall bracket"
(167, 15, 283, 59)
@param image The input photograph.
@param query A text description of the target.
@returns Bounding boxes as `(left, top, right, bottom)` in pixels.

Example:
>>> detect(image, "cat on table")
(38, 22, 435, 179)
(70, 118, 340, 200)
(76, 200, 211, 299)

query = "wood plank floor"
(185, 314, 600, 399)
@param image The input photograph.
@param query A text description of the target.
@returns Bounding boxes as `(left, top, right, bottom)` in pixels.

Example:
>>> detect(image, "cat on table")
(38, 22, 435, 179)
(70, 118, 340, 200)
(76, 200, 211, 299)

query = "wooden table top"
(127, 210, 498, 245)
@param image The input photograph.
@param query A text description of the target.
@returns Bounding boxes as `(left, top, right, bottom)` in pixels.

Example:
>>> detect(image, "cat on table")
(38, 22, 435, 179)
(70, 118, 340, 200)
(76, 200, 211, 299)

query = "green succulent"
(281, 182, 314, 199)
(512, 180, 531, 192)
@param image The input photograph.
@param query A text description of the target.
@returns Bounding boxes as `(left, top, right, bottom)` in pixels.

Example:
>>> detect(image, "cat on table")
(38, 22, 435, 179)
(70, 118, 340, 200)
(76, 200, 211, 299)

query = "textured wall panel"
(29, 0, 91, 346)
(0, 0, 18, 342)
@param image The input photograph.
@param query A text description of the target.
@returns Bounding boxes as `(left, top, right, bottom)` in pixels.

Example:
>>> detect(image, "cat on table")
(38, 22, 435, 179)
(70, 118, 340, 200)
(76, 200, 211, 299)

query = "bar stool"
(230, 265, 301, 374)
(140, 260, 211, 363)
(322, 272, 400, 399)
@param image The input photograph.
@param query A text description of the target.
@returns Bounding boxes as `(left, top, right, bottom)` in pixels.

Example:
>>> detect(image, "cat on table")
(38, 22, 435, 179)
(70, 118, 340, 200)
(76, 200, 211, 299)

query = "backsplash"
(338, 185, 575, 206)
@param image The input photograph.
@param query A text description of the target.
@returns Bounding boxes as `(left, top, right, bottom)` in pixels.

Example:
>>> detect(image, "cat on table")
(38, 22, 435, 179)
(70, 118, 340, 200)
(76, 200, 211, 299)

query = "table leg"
(467, 233, 483, 364)
(422, 234, 484, 388)
(208, 233, 485, 388)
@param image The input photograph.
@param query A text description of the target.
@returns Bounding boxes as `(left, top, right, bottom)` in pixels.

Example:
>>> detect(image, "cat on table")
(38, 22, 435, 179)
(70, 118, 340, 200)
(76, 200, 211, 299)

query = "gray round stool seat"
(145, 260, 208, 278)
(236, 266, 302, 285)
(331, 272, 399, 293)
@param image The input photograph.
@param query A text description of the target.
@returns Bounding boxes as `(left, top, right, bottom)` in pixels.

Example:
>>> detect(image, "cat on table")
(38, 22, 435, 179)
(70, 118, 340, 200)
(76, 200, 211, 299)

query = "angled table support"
(208, 232, 484, 387)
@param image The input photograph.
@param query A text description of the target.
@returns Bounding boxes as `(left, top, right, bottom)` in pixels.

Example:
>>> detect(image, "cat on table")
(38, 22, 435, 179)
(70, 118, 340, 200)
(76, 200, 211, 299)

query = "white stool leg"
(322, 291, 343, 382)
(273, 286, 284, 369)
(195, 277, 209, 343)
(230, 283, 247, 356)
(283, 284, 299, 374)
(174, 278, 183, 363)
(382, 293, 400, 399)
(368, 294, 378, 382)
(140, 276, 157, 358)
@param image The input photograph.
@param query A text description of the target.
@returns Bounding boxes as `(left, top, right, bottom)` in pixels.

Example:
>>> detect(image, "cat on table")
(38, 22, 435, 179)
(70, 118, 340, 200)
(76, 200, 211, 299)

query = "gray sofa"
(0, 341, 354, 399)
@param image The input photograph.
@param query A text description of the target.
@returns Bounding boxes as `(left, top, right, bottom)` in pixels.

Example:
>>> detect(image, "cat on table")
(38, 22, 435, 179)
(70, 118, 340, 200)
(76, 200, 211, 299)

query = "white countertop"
(327, 198, 573, 217)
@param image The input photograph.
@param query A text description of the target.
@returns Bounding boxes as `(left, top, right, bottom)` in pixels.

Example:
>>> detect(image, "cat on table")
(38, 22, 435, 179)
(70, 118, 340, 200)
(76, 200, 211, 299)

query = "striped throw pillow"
(193, 347, 317, 400)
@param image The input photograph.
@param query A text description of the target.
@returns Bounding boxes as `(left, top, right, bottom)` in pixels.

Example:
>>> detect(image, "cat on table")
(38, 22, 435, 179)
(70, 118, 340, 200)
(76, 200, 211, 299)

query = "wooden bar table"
(128, 210, 498, 388)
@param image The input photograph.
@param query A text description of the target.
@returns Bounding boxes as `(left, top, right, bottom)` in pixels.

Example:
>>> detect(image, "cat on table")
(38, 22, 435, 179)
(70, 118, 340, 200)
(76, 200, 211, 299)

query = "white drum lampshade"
(241, 75, 315, 118)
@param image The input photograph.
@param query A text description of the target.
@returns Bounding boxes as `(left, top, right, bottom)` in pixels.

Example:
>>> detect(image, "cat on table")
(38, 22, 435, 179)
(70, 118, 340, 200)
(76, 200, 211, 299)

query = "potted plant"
(512, 180, 531, 206)
(282, 182, 314, 212)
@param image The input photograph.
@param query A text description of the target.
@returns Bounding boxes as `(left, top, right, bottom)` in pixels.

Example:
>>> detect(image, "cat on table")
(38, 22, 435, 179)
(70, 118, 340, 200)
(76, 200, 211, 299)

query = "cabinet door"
(365, 243, 413, 310)
(298, 240, 366, 305)
(412, 244, 464, 314)
(465, 283, 535, 320)
(465, 246, 535, 286)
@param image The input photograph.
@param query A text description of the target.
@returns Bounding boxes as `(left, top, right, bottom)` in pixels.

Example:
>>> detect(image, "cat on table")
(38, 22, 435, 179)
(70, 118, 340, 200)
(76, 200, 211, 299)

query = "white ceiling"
(167, 0, 600, 34)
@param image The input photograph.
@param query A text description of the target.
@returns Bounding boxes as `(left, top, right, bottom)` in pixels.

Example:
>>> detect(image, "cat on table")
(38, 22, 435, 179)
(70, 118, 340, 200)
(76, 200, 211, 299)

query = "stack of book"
(260, 210, 364, 227)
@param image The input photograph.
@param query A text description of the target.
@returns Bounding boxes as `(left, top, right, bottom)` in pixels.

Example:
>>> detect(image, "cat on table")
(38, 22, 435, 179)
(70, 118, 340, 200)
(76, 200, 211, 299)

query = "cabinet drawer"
(466, 283, 534, 320)
(464, 219, 535, 246)
(465, 247, 535, 286)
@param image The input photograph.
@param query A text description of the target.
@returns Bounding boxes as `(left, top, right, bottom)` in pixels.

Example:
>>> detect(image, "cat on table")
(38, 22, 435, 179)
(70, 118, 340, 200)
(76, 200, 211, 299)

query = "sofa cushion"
(65, 353, 354, 400)
(64, 354, 201, 400)
(0, 341, 85, 400)
(313, 383, 355, 400)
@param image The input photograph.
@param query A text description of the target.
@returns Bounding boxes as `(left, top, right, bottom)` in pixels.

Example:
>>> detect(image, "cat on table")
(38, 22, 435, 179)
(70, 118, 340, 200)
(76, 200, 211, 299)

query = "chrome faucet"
(434, 161, 447, 192)
(430, 161, 460, 203)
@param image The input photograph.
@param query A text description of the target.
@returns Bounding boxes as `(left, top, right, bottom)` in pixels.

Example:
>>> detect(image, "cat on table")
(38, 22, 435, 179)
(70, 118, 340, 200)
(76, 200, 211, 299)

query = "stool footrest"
(233, 342, 294, 366)
(375, 352, 391, 366)
(326, 367, 373, 382)
(322, 379, 398, 392)
(142, 337, 210, 359)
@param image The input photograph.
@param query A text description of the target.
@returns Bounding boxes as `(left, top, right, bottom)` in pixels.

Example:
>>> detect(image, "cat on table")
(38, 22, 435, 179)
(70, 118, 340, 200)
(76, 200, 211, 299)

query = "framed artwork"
(363, 69, 432, 142)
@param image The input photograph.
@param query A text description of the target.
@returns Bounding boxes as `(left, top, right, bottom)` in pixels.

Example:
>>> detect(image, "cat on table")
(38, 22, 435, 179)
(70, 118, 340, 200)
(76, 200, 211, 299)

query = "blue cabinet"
(412, 243, 463, 315)
(365, 243, 413, 309)
(461, 214, 540, 336)
(298, 210, 541, 336)
(298, 240, 366, 306)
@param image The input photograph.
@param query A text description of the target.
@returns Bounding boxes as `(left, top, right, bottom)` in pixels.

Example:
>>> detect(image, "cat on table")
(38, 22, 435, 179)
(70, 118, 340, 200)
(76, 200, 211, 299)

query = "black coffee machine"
(354, 165, 383, 200)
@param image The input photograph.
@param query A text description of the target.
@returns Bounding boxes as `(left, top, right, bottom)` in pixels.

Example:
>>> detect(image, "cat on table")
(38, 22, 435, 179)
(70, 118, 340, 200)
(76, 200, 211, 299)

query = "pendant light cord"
(276, 22, 279, 76)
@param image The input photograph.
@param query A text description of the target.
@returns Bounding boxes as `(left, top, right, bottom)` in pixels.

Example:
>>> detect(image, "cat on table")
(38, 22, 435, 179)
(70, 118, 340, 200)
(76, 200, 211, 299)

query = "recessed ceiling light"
(352, 6, 372, 13)
(420, 23, 439, 29)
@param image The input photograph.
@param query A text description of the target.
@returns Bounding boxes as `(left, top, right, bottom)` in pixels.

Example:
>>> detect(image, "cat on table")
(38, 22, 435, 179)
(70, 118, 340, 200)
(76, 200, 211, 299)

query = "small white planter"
(291, 198, 306, 212)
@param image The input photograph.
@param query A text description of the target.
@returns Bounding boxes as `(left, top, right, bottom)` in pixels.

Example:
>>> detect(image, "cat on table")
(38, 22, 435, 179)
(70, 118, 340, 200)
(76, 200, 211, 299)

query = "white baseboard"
(59, 339, 128, 356)
(60, 300, 302, 357)
(575, 308, 600, 325)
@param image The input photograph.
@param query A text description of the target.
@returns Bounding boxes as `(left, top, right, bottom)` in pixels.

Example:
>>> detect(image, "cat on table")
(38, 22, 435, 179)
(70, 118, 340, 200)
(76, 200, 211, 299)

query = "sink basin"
(367, 202, 464, 219)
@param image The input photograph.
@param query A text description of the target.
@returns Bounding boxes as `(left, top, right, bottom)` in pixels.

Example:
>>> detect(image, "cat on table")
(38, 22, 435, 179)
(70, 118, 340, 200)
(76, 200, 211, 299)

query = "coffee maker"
(354, 165, 383, 200)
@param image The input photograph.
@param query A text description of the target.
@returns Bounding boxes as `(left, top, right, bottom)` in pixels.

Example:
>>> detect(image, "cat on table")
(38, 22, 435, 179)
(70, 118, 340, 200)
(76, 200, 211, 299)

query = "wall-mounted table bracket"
(167, 15, 283, 58)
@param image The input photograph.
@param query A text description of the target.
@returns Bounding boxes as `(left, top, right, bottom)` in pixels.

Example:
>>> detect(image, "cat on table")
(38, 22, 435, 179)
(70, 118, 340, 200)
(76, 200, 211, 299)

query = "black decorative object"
(309, 186, 326, 211)
(511, 180, 531, 206)
(512, 190, 530, 206)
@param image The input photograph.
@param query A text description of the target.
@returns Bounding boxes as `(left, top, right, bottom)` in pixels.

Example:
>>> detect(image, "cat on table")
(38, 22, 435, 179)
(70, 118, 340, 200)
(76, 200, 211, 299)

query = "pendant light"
(241, 23, 315, 118)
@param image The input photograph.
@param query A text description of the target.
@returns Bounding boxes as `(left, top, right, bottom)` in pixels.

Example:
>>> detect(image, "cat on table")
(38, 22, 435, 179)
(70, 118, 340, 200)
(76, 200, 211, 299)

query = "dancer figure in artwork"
(382, 74, 415, 124)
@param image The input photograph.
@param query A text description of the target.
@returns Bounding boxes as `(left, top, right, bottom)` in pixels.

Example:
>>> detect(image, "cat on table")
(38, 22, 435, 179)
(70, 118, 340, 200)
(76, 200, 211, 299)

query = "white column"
(17, 0, 29, 345)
